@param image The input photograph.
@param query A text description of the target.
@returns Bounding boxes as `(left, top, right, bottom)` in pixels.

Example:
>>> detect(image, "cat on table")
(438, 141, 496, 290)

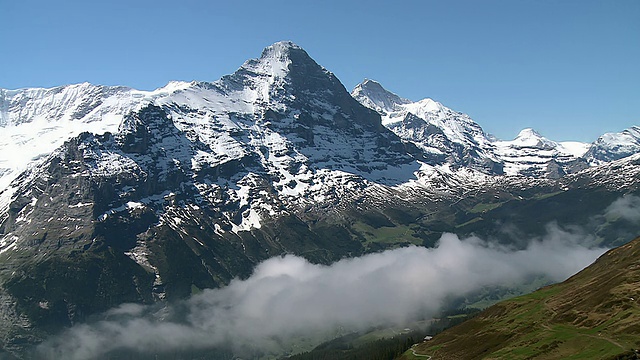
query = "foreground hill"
(409, 236, 640, 359)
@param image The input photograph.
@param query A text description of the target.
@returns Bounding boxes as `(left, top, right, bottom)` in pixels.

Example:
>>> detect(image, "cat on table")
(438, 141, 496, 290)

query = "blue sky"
(1, 0, 638, 142)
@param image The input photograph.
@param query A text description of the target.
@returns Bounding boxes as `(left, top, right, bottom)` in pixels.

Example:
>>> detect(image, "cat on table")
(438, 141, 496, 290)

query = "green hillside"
(405, 236, 640, 360)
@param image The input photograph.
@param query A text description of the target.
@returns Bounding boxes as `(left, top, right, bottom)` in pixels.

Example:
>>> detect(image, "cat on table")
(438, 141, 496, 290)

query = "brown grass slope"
(407, 236, 640, 360)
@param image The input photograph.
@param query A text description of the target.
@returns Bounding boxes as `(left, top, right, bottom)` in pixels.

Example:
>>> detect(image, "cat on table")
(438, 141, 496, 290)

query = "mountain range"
(351, 78, 640, 177)
(0, 41, 639, 358)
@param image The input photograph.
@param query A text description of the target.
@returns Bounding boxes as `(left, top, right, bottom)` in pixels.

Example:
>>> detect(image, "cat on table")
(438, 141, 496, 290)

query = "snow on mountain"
(350, 79, 412, 115)
(0, 41, 419, 244)
(0, 81, 217, 218)
(351, 80, 607, 178)
(0, 43, 638, 233)
(0, 81, 206, 176)
(0, 84, 130, 215)
(585, 126, 640, 164)
(1, 42, 640, 357)
(493, 128, 590, 177)
(351, 79, 501, 174)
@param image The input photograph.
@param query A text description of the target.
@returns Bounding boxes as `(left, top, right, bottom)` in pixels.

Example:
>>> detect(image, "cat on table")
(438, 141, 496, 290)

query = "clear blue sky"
(1, 0, 638, 142)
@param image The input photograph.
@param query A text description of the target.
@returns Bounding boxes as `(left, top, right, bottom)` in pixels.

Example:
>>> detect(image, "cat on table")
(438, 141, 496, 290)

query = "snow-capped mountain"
(0, 81, 196, 213)
(0, 43, 415, 232)
(0, 41, 639, 357)
(585, 126, 640, 164)
(349, 78, 413, 115)
(351, 79, 502, 174)
(493, 128, 590, 177)
(352, 79, 638, 178)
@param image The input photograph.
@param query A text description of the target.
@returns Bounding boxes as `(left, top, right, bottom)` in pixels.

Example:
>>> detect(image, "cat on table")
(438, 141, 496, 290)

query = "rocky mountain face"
(0, 41, 639, 357)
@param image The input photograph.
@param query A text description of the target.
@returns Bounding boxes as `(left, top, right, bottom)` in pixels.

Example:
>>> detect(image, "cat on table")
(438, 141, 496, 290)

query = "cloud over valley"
(37, 224, 608, 359)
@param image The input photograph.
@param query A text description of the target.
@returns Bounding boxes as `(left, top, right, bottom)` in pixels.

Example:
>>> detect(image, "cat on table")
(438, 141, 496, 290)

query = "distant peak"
(155, 80, 193, 93)
(359, 78, 382, 88)
(516, 128, 543, 139)
(354, 78, 388, 93)
(351, 79, 411, 112)
(508, 128, 558, 150)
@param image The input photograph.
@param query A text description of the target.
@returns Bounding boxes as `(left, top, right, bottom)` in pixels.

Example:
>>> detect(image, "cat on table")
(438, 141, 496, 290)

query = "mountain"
(586, 126, 640, 164)
(0, 41, 639, 357)
(351, 79, 502, 174)
(352, 79, 638, 178)
(493, 128, 590, 178)
(0, 42, 423, 354)
(408, 235, 640, 360)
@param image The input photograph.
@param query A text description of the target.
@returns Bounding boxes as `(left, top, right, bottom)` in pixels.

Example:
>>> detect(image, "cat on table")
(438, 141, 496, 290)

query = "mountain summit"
(351, 79, 412, 114)
(224, 40, 320, 93)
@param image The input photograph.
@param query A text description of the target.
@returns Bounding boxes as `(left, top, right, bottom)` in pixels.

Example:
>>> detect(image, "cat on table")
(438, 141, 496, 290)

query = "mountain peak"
(257, 41, 305, 66)
(515, 128, 543, 140)
(351, 79, 411, 114)
(586, 126, 640, 163)
(356, 79, 386, 92)
(502, 128, 558, 152)
(260, 41, 303, 58)
(234, 41, 319, 82)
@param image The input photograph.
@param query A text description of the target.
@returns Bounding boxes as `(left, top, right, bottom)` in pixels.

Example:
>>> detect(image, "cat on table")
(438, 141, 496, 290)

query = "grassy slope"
(405, 236, 640, 360)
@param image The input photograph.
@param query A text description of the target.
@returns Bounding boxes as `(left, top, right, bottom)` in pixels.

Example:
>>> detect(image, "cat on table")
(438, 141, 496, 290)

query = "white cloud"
(37, 226, 607, 359)
(604, 194, 640, 222)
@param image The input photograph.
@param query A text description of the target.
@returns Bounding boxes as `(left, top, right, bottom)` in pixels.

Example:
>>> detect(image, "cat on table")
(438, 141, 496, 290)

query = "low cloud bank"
(38, 226, 607, 359)
(605, 194, 640, 222)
